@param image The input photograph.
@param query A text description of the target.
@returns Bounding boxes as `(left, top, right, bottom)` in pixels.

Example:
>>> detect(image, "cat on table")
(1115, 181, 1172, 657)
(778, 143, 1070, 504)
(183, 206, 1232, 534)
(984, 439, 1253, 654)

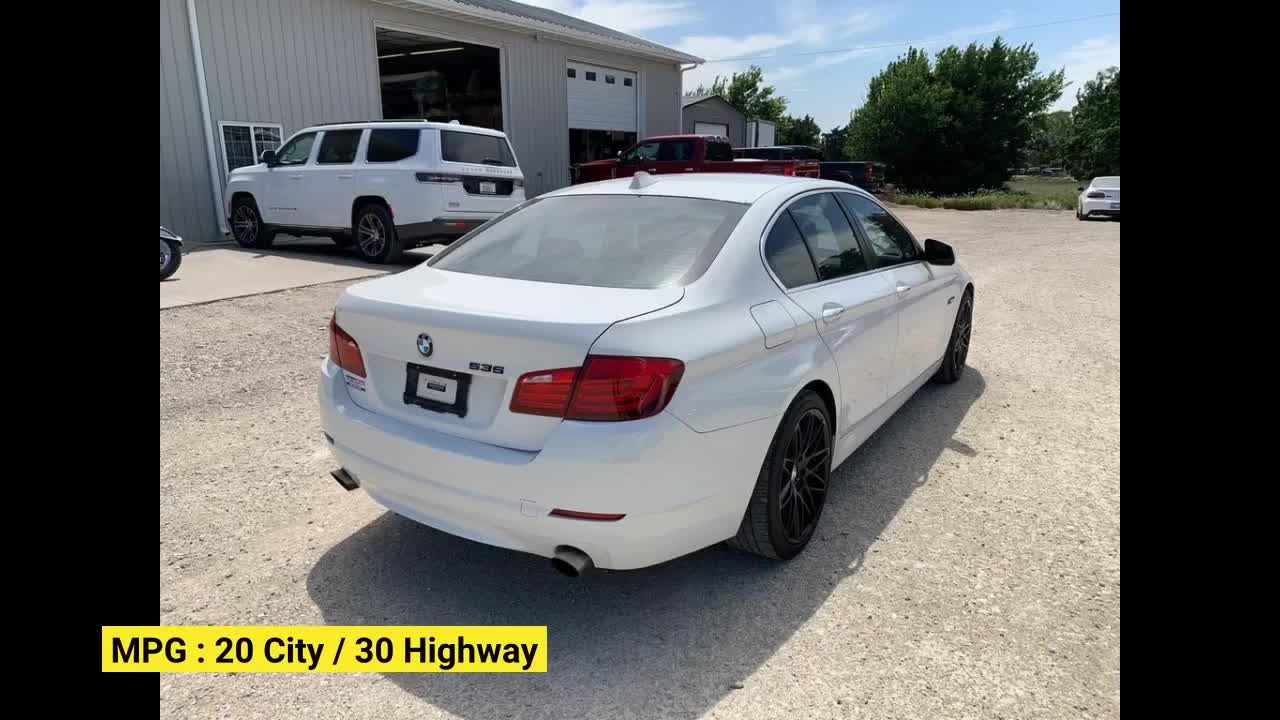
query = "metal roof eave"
(373, 0, 705, 65)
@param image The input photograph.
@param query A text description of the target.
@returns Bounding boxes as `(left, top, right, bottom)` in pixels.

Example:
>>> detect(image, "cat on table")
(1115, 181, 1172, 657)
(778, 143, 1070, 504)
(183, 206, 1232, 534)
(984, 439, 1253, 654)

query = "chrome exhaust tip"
(331, 468, 359, 491)
(551, 546, 594, 577)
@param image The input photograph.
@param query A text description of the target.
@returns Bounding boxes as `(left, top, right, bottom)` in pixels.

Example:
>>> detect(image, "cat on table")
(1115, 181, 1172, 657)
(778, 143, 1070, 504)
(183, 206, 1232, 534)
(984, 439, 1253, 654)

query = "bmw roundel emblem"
(416, 333, 434, 357)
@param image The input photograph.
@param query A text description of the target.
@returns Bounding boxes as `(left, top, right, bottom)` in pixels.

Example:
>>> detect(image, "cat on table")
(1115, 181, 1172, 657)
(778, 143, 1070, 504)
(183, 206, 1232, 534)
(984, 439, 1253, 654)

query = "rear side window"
(705, 141, 733, 161)
(764, 213, 819, 288)
(838, 193, 920, 266)
(316, 129, 362, 164)
(441, 131, 516, 167)
(658, 140, 695, 162)
(788, 193, 868, 280)
(430, 195, 748, 289)
(366, 129, 420, 163)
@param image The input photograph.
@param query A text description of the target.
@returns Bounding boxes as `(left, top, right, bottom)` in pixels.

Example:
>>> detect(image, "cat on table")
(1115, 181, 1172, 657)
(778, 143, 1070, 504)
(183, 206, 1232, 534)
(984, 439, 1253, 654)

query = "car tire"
(230, 197, 275, 248)
(727, 389, 833, 560)
(1077, 204, 1087, 221)
(353, 204, 402, 264)
(160, 239, 182, 281)
(932, 289, 973, 384)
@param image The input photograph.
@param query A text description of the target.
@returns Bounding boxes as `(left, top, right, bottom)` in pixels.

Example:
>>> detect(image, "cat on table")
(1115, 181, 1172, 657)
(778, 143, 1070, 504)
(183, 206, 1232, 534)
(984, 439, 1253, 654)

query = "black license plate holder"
(403, 363, 471, 418)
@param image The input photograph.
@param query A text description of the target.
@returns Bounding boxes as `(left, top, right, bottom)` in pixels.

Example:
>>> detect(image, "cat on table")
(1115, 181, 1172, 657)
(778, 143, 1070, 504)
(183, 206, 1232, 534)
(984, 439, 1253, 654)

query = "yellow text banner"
(102, 626, 547, 672)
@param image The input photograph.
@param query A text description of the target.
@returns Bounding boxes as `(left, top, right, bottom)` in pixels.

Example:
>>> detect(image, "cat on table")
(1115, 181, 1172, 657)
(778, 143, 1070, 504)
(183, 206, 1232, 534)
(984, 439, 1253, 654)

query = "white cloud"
(675, 5, 895, 93)
(770, 47, 882, 82)
(1052, 35, 1120, 110)
(517, 1, 699, 36)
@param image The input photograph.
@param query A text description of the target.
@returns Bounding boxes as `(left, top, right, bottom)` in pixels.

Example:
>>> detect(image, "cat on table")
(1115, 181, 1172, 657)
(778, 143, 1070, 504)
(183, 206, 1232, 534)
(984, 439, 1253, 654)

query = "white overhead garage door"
(694, 122, 729, 137)
(567, 62, 637, 132)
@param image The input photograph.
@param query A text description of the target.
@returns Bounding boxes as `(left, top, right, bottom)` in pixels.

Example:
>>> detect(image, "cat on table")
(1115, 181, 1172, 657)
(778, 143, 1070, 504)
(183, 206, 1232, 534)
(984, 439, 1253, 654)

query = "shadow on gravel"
(244, 237, 435, 266)
(308, 369, 986, 718)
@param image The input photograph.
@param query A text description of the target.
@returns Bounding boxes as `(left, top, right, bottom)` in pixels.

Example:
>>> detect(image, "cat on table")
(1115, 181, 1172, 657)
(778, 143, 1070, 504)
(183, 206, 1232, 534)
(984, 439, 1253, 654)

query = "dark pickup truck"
(572, 134, 820, 184)
(734, 145, 884, 192)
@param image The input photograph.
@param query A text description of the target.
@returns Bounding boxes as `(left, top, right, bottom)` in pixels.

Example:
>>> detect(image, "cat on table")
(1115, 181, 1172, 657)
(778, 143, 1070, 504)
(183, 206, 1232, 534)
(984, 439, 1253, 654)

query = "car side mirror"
(924, 238, 955, 266)
(1077, 186, 1084, 192)
(260, 149, 277, 166)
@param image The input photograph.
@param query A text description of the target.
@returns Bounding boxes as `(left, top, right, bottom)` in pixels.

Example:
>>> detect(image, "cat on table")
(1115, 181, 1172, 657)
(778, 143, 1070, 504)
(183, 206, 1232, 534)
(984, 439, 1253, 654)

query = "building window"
(219, 122, 283, 178)
(605, 75, 616, 84)
(624, 77, 633, 87)
(585, 71, 596, 81)
(567, 67, 576, 78)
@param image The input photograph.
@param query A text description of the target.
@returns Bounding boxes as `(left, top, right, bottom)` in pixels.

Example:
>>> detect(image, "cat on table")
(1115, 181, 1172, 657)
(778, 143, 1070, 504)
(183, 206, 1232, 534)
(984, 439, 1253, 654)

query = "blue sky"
(524, 1, 1121, 131)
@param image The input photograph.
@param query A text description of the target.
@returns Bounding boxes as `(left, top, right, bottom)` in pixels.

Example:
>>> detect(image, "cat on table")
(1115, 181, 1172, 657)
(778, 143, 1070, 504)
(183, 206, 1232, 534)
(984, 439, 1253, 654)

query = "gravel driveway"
(159, 208, 1119, 719)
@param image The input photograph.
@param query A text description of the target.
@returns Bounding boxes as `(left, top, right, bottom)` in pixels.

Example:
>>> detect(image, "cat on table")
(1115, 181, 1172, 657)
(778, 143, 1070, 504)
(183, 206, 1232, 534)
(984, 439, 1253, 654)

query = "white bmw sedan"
(320, 173, 974, 575)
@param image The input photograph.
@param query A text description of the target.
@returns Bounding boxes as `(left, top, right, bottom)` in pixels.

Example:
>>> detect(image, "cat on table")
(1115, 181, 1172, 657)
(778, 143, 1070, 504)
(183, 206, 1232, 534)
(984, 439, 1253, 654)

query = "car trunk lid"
(334, 268, 683, 451)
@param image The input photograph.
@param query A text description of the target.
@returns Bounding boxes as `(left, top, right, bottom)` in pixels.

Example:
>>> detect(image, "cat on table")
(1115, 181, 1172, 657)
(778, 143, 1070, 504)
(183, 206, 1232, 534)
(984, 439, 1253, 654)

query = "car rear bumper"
(397, 217, 495, 243)
(1082, 199, 1120, 216)
(318, 359, 775, 570)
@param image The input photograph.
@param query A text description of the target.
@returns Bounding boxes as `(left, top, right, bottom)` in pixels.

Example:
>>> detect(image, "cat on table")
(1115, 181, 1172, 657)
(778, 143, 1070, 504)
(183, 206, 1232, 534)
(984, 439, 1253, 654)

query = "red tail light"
(328, 314, 367, 378)
(509, 356, 685, 422)
(509, 367, 579, 417)
(782, 164, 796, 176)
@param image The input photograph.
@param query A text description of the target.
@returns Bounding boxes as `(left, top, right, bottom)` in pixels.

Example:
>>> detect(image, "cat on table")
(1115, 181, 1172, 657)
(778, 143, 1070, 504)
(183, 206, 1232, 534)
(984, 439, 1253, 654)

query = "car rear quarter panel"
(589, 193, 841, 435)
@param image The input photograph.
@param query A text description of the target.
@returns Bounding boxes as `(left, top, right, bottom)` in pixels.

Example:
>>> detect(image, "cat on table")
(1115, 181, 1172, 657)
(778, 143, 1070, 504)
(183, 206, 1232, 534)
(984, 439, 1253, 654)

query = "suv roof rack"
(312, 119, 432, 126)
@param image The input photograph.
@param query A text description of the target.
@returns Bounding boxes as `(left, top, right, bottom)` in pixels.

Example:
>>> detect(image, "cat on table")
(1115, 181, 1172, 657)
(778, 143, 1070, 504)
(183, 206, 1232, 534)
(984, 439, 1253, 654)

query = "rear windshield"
(440, 131, 516, 167)
(1093, 176, 1120, 189)
(737, 148, 782, 160)
(429, 195, 748, 289)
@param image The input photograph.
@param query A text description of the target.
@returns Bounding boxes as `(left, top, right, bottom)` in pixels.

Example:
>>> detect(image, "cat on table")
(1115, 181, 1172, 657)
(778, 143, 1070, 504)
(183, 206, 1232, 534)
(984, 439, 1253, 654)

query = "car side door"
(763, 191, 899, 434)
(838, 192, 955, 389)
(653, 139, 698, 174)
(310, 128, 365, 228)
(262, 131, 318, 225)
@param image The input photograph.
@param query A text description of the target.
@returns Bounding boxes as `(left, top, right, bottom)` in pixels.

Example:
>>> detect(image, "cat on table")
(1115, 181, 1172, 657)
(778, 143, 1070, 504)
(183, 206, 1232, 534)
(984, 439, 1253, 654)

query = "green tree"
(777, 114, 821, 146)
(822, 122, 851, 160)
(1024, 110, 1072, 169)
(1065, 67, 1119, 179)
(847, 38, 1066, 193)
(687, 65, 787, 122)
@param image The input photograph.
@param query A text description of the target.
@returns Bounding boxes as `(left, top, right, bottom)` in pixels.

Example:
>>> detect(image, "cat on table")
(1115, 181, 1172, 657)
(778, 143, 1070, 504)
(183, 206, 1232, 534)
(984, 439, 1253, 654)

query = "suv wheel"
(230, 197, 274, 248)
(353, 204, 402, 264)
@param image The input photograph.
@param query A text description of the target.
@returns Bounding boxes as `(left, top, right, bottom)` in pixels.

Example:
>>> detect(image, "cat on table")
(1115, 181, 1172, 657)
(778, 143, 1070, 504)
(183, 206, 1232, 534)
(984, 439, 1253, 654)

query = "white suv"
(224, 121, 526, 263)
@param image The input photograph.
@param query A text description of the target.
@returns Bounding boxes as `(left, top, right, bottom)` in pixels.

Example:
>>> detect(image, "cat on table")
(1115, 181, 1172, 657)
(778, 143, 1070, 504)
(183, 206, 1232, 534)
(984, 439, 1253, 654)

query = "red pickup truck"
(572, 134, 820, 184)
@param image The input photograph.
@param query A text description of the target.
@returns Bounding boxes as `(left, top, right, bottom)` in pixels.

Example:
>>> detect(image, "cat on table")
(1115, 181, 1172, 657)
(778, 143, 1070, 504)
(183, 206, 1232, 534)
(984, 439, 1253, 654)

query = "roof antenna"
(630, 171, 658, 190)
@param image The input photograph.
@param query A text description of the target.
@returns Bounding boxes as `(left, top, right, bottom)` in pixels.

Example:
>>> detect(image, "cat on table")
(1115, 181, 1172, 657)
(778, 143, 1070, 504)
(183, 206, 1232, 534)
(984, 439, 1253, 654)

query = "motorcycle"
(160, 226, 184, 280)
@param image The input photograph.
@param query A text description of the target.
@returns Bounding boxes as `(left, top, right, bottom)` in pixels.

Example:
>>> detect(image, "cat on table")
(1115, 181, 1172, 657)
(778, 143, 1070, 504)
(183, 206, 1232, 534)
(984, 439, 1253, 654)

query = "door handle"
(895, 283, 912, 295)
(821, 303, 845, 323)
(288, 174, 303, 180)
(336, 173, 353, 179)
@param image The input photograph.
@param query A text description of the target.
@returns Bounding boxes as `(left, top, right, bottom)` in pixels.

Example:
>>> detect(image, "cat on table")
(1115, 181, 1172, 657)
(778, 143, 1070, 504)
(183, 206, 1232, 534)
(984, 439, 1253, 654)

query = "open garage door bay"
(568, 61, 638, 164)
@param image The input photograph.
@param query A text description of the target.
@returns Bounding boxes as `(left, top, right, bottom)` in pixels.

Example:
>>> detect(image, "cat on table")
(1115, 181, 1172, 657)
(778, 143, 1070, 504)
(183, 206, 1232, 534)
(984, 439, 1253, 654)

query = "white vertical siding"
(160, 0, 218, 242)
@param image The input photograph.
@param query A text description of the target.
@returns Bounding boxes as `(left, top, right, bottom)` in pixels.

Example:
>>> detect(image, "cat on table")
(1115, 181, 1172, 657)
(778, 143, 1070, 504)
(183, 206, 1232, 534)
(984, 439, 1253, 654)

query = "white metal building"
(160, 0, 702, 243)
